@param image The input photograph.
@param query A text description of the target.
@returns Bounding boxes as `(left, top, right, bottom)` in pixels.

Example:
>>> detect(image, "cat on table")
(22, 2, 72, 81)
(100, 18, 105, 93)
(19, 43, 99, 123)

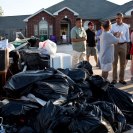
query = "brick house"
(23, 7, 78, 43)
(0, 0, 133, 42)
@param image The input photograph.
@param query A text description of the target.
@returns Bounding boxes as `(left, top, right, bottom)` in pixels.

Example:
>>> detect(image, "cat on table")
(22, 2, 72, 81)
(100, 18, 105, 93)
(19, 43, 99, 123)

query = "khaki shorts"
(72, 50, 86, 68)
(86, 46, 96, 56)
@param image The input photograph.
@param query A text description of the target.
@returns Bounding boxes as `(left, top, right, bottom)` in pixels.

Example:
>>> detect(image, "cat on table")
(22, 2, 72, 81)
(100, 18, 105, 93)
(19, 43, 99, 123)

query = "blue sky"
(0, 0, 131, 16)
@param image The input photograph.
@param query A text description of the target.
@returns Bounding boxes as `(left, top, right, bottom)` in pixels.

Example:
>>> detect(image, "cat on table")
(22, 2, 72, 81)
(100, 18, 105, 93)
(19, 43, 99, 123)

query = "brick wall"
(27, 11, 54, 37)
(26, 10, 133, 42)
(54, 9, 77, 43)
(123, 17, 132, 31)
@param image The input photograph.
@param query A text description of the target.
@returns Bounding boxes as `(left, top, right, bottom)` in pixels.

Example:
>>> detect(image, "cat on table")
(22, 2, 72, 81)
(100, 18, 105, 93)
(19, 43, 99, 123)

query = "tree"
(0, 6, 3, 16)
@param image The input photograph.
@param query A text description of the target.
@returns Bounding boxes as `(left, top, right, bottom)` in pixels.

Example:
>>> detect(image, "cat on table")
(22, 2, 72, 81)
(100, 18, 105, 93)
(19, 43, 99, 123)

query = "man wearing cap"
(86, 21, 98, 66)
(111, 13, 130, 85)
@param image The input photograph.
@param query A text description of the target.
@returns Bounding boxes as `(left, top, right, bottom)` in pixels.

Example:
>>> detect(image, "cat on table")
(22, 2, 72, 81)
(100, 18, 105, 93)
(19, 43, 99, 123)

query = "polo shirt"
(71, 26, 87, 52)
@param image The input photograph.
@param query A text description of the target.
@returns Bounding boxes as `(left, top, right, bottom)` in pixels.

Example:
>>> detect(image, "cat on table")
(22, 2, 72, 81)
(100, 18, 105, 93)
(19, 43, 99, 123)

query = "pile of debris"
(0, 61, 133, 133)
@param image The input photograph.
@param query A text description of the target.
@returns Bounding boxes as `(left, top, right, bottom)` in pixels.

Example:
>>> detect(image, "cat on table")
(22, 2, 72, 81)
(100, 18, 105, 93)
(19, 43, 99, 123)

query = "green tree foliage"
(0, 6, 3, 16)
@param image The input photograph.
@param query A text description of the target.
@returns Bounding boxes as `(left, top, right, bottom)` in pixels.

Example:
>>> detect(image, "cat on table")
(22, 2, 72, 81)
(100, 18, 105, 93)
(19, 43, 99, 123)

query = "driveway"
(57, 44, 133, 94)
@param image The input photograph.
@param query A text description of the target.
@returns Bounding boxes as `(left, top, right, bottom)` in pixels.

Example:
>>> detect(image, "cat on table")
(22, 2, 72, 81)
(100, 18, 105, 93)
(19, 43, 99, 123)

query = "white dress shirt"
(111, 23, 130, 43)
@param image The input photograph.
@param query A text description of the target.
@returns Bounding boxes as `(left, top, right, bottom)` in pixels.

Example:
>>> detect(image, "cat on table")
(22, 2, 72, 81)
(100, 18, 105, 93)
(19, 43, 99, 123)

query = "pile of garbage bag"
(1, 61, 133, 133)
(20, 49, 50, 70)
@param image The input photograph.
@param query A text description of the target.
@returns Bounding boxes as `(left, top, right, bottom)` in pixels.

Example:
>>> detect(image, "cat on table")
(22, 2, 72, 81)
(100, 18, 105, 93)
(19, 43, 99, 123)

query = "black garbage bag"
(122, 124, 133, 133)
(4, 69, 75, 99)
(76, 81, 92, 98)
(102, 84, 133, 124)
(67, 84, 83, 102)
(76, 61, 93, 75)
(58, 68, 89, 82)
(18, 126, 35, 133)
(0, 99, 41, 125)
(34, 101, 68, 133)
(92, 101, 126, 133)
(4, 69, 54, 98)
(87, 75, 110, 99)
(2, 124, 19, 133)
(68, 103, 115, 133)
(69, 115, 110, 133)
(34, 101, 113, 133)
(28, 36, 39, 47)
(20, 49, 50, 70)
(3, 125, 36, 133)
(32, 77, 70, 101)
(32, 69, 78, 102)
(6, 50, 21, 81)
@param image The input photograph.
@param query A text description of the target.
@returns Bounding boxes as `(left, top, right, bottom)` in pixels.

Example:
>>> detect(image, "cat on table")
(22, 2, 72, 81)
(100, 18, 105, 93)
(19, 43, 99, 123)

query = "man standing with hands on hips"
(71, 18, 87, 68)
(111, 13, 130, 85)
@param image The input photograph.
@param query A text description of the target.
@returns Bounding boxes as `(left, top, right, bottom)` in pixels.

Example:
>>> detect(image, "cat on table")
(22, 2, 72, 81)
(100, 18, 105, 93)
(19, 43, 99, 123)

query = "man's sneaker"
(111, 80, 117, 84)
(119, 80, 127, 85)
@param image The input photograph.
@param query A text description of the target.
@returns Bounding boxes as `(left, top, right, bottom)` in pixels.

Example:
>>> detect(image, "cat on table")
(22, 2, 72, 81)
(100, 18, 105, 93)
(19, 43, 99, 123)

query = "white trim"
(125, 8, 133, 16)
(53, 7, 79, 16)
(23, 8, 53, 22)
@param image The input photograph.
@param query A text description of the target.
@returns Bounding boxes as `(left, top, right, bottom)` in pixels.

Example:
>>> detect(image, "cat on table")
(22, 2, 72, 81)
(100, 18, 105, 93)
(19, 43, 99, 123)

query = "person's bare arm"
(71, 37, 86, 42)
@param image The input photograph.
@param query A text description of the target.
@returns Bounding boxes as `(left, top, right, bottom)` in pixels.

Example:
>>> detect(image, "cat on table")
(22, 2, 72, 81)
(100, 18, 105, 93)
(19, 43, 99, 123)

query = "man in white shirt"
(111, 13, 130, 85)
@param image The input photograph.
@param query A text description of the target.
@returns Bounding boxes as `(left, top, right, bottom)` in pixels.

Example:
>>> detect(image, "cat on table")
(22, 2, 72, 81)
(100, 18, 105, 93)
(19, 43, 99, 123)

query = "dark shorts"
(86, 46, 96, 56)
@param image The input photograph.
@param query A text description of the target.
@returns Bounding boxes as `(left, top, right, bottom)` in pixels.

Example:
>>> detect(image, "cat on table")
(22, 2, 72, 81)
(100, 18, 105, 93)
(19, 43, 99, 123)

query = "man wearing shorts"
(71, 18, 87, 68)
(86, 21, 97, 66)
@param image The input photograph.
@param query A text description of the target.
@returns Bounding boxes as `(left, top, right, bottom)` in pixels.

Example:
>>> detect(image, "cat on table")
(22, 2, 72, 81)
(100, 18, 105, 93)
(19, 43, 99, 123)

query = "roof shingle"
(46, 0, 120, 19)
(0, 15, 30, 29)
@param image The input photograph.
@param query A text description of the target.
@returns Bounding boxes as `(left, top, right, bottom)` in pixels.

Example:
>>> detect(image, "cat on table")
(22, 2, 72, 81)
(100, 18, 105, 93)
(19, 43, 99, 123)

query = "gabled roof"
(106, 0, 133, 19)
(23, 8, 53, 22)
(46, 0, 119, 19)
(0, 15, 30, 29)
(53, 7, 79, 16)
(125, 8, 133, 16)
(119, 0, 133, 15)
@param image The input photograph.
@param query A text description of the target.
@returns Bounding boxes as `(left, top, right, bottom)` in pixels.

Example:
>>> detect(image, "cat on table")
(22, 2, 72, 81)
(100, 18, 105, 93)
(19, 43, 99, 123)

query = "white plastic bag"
(8, 43, 15, 52)
(39, 39, 57, 55)
(0, 39, 8, 49)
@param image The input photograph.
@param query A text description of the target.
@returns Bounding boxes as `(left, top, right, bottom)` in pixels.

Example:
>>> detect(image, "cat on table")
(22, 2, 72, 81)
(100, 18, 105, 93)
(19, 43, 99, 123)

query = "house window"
(39, 20, 48, 36)
(49, 25, 53, 36)
(34, 25, 38, 36)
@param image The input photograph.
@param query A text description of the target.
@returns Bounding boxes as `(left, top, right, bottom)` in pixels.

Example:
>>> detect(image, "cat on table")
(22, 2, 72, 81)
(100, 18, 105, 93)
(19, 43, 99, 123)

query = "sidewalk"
(57, 44, 133, 94)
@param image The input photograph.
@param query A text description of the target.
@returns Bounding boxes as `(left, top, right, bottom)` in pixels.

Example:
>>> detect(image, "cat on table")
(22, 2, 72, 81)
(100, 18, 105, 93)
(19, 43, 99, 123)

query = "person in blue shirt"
(100, 20, 120, 79)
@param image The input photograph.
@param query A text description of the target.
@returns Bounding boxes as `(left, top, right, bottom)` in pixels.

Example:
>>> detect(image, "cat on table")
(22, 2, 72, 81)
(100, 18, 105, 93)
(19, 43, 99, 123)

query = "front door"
(60, 19, 71, 44)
